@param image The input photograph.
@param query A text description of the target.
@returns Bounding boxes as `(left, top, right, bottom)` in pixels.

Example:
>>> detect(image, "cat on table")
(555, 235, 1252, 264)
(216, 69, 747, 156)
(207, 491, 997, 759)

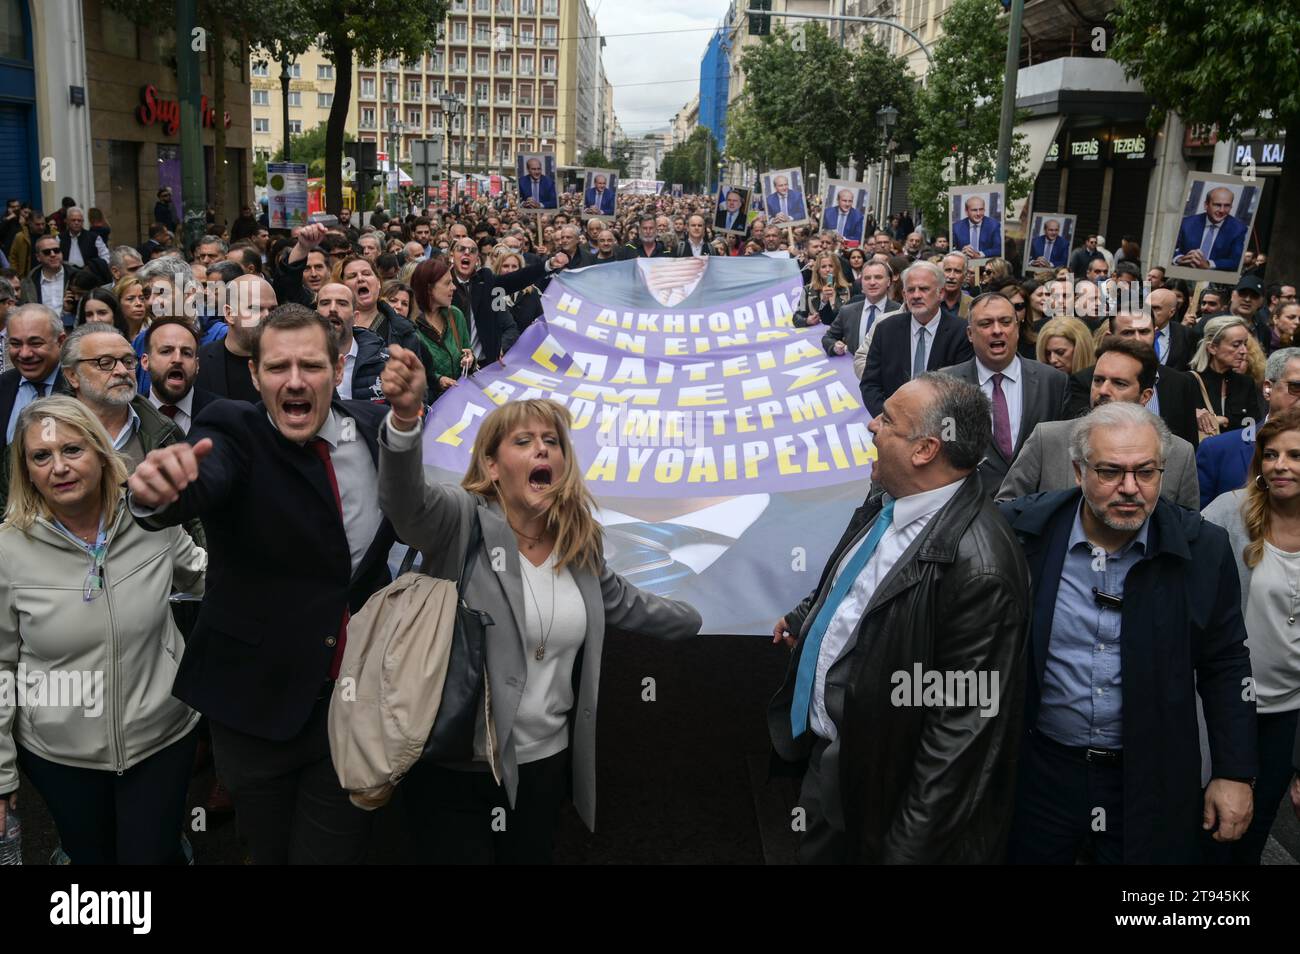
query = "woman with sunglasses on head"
(1191, 315, 1264, 438)
(0, 396, 205, 863)
(1202, 407, 1300, 863)
(376, 360, 702, 864)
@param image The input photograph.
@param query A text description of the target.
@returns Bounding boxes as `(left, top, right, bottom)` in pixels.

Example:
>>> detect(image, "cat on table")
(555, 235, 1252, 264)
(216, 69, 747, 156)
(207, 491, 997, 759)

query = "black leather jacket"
(769, 474, 1030, 862)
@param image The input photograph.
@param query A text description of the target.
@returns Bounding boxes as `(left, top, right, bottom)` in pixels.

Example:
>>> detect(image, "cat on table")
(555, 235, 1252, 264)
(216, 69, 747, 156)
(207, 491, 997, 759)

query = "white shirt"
(513, 550, 588, 763)
(975, 354, 1023, 451)
(313, 409, 383, 575)
(595, 494, 769, 575)
(64, 232, 109, 268)
(810, 478, 967, 740)
(858, 296, 889, 351)
(909, 311, 941, 376)
(1243, 542, 1300, 713)
(148, 387, 195, 435)
(337, 336, 359, 400)
(39, 270, 65, 311)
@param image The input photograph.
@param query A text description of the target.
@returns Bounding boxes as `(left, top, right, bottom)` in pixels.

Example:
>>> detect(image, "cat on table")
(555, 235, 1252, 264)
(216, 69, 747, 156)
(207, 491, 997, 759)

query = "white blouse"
(1244, 541, 1300, 713)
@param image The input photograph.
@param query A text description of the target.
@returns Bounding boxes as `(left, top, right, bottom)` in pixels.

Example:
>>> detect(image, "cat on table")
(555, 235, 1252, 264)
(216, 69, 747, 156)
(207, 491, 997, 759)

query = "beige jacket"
(0, 501, 205, 793)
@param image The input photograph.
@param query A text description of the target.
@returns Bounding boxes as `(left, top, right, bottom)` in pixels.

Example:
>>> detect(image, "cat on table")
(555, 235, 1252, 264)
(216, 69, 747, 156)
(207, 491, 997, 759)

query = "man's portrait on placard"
(516, 153, 558, 212)
(1167, 173, 1261, 283)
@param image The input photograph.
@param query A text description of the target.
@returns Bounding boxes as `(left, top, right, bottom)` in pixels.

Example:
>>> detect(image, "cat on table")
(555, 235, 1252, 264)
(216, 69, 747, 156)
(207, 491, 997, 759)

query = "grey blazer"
(939, 358, 1069, 497)
(995, 418, 1201, 509)
(822, 297, 900, 357)
(377, 424, 702, 831)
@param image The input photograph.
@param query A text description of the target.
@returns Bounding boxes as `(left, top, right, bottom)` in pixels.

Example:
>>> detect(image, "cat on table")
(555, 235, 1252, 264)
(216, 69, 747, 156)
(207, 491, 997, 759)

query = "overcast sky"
(592, 0, 731, 138)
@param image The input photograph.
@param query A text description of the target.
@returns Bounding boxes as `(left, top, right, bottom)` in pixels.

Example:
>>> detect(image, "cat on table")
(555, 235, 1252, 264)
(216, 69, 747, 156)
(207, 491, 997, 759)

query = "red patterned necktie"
(159, 404, 179, 419)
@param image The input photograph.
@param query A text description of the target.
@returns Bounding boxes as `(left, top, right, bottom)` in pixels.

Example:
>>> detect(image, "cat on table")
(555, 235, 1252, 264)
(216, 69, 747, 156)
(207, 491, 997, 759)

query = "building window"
(407, 80, 422, 99)
(407, 109, 419, 127)
(520, 26, 535, 44)
(253, 118, 270, 133)
(474, 0, 489, 11)
(361, 77, 376, 98)
(475, 82, 488, 104)
(542, 0, 557, 13)
(475, 53, 488, 73)
(317, 64, 334, 80)
(289, 62, 301, 78)
(430, 51, 444, 70)
(252, 89, 269, 106)
(520, 0, 536, 13)
(286, 91, 301, 107)
(252, 61, 269, 77)
(497, 0, 513, 13)
(453, 52, 467, 71)
(452, 20, 467, 41)
(497, 83, 511, 103)
(474, 23, 490, 43)
(541, 55, 555, 76)
(289, 120, 302, 134)
(497, 54, 511, 72)
(520, 54, 533, 75)
(318, 92, 334, 108)
(542, 24, 557, 45)
(361, 107, 376, 128)
(541, 114, 555, 134)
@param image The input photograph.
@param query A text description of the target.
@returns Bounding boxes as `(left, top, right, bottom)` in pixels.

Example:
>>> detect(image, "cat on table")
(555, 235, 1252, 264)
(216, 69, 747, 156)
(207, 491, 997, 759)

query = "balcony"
(517, 96, 533, 106)
(359, 119, 376, 130)
(406, 91, 423, 102)
(518, 66, 534, 77)
(540, 97, 555, 108)
(539, 37, 557, 48)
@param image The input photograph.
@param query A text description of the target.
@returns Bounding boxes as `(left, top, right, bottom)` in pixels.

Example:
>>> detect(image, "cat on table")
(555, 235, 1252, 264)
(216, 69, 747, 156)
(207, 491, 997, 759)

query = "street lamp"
(439, 92, 463, 207)
(875, 105, 899, 226)
(280, 59, 292, 162)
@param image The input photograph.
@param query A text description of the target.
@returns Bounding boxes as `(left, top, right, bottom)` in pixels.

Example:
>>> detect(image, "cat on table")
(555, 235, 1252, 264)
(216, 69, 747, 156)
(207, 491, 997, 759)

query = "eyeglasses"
(1086, 463, 1164, 486)
(1276, 379, 1300, 396)
(38, 248, 60, 256)
(77, 354, 138, 372)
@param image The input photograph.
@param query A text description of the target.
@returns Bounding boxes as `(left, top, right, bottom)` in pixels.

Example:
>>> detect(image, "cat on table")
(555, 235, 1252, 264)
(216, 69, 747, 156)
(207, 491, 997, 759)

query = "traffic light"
(749, 0, 771, 36)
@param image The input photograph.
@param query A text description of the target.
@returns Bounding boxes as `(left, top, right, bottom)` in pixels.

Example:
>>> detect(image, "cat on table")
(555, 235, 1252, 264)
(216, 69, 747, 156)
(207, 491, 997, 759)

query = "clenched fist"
(381, 344, 427, 429)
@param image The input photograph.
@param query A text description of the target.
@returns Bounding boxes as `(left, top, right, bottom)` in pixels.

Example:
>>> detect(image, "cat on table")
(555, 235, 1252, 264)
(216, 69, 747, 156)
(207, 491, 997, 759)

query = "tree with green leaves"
(580, 148, 612, 169)
(1110, 0, 1300, 279)
(659, 127, 716, 192)
(908, 0, 1031, 236)
(265, 122, 355, 177)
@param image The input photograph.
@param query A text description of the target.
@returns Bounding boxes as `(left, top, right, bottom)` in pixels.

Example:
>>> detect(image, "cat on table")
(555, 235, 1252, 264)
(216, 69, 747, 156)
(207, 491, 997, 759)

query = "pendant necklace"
(521, 558, 556, 660)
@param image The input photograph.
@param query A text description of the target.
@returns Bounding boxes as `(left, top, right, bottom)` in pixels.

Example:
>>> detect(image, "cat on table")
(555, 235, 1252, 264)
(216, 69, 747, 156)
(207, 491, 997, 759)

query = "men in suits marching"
(141, 317, 219, 435)
(997, 337, 1201, 508)
(1173, 186, 1248, 272)
(127, 305, 398, 864)
(825, 259, 897, 361)
(939, 293, 1068, 496)
(1148, 287, 1196, 371)
(1062, 309, 1201, 447)
(860, 261, 975, 416)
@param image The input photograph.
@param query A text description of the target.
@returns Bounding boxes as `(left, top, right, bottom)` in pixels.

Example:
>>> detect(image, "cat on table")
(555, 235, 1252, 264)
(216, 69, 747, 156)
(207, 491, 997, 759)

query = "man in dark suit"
(1148, 286, 1196, 371)
(583, 173, 616, 216)
(1174, 185, 1248, 272)
(196, 274, 275, 403)
(141, 317, 219, 435)
(765, 173, 807, 224)
(1061, 309, 1201, 447)
(952, 194, 1003, 260)
(673, 214, 716, 258)
(861, 260, 975, 416)
(127, 305, 397, 865)
(939, 293, 1068, 495)
(1027, 218, 1070, 269)
(823, 188, 864, 244)
(618, 215, 673, 260)
(555, 225, 596, 269)
(824, 259, 897, 358)
(999, 403, 1256, 863)
(519, 156, 557, 210)
(769, 373, 1029, 862)
(1197, 346, 1300, 507)
(449, 236, 567, 363)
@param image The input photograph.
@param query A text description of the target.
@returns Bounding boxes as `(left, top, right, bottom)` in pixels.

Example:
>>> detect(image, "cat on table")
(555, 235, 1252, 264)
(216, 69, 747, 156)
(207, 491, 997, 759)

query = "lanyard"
(53, 514, 108, 601)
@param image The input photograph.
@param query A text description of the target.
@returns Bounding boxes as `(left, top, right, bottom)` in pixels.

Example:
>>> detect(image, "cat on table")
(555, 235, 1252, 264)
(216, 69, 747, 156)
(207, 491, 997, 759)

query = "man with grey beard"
(61, 322, 182, 470)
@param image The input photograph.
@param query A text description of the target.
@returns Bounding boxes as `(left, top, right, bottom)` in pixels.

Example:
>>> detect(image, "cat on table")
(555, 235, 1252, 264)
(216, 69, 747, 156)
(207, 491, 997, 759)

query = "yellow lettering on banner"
(707, 410, 729, 435)
(596, 405, 621, 437)
(758, 400, 782, 430)
(434, 402, 488, 447)
(722, 355, 749, 377)
(483, 381, 514, 406)
(798, 429, 830, 473)
(595, 308, 619, 327)
(663, 411, 685, 438)
(679, 384, 726, 407)
(507, 368, 563, 391)
(723, 444, 738, 480)
(716, 335, 752, 348)
(623, 409, 659, 439)
(827, 381, 859, 414)
(548, 314, 578, 332)
(586, 326, 611, 343)
(654, 362, 675, 384)
(823, 423, 850, 469)
(847, 421, 878, 466)
(627, 447, 654, 482)
(691, 339, 712, 354)
(682, 361, 716, 382)
(742, 441, 770, 479)
(783, 339, 824, 364)
(756, 349, 777, 370)
(614, 332, 647, 353)
(531, 337, 564, 372)
(783, 359, 837, 391)
(568, 399, 596, 430)
(571, 384, 660, 405)
(687, 446, 719, 483)
(609, 357, 648, 385)
(787, 391, 828, 424)
(708, 312, 730, 333)
(663, 316, 684, 334)
(741, 376, 773, 401)
(570, 352, 607, 381)
(735, 407, 756, 433)
(655, 448, 685, 483)
(585, 445, 619, 481)
(757, 330, 791, 343)
(666, 338, 688, 356)
(774, 435, 801, 475)
(770, 292, 798, 324)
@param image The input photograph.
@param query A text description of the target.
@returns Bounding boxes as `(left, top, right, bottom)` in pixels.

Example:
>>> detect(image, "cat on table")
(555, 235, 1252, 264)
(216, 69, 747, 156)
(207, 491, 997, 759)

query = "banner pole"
(536, 215, 543, 250)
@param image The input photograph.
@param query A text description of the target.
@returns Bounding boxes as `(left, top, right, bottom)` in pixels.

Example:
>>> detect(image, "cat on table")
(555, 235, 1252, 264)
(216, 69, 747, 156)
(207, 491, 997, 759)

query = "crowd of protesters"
(0, 181, 1296, 866)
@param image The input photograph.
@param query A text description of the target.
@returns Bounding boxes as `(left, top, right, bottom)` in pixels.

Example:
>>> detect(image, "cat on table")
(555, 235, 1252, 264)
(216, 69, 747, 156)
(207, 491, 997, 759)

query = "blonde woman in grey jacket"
(0, 397, 205, 864)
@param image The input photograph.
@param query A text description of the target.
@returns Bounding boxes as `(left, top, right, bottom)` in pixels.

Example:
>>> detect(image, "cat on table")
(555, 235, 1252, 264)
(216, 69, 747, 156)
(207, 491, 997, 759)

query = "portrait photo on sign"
(949, 184, 1005, 264)
(1023, 213, 1077, 274)
(1167, 172, 1261, 284)
(821, 180, 869, 246)
(671, 183, 684, 198)
(761, 168, 810, 227)
(581, 168, 619, 220)
(516, 153, 558, 212)
(714, 184, 752, 234)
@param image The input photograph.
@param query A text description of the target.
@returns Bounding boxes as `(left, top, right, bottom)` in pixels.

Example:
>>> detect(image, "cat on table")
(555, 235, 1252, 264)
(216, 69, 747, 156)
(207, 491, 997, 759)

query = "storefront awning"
(1008, 115, 1064, 226)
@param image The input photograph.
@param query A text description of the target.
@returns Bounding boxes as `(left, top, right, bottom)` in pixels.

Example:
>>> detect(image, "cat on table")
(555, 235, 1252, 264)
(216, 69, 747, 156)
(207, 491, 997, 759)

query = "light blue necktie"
(1157, 330, 1167, 364)
(1199, 222, 1219, 261)
(790, 499, 896, 737)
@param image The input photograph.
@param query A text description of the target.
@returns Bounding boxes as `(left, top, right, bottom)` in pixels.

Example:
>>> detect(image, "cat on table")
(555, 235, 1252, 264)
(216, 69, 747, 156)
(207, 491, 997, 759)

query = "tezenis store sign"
(135, 85, 232, 136)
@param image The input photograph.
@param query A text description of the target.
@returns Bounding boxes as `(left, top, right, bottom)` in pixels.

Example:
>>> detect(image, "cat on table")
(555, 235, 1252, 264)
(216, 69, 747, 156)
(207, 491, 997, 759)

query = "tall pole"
(995, 0, 1026, 184)
(280, 61, 292, 161)
(176, 0, 206, 254)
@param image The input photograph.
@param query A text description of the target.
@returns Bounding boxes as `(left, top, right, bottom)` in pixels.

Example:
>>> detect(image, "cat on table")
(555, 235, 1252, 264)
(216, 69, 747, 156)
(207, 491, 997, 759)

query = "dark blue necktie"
(790, 500, 895, 737)
(603, 522, 730, 596)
